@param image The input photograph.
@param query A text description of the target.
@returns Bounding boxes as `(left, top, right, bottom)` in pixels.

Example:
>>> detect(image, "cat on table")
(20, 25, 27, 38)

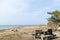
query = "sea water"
(0, 25, 37, 29)
(0, 25, 20, 29)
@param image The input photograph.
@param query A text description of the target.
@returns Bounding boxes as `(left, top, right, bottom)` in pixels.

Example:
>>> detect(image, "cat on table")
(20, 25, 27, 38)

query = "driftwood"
(32, 29, 56, 40)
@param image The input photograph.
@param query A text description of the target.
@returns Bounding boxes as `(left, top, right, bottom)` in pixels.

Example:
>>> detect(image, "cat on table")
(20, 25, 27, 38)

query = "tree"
(48, 10, 60, 31)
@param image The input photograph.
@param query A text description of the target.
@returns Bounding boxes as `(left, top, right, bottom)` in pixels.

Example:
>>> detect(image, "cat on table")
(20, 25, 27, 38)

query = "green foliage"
(48, 10, 60, 31)
(48, 10, 60, 16)
(48, 10, 60, 24)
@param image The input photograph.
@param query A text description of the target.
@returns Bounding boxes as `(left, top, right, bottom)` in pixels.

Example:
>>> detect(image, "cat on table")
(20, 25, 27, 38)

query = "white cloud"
(0, 0, 28, 13)
(0, 0, 30, 25)
(0, 0, 60, 25)
(0, 0, 29, 15)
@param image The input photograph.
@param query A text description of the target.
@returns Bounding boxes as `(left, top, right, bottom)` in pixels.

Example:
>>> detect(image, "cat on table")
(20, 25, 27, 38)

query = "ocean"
(0, 25, 21, 29)
(0, 25, 38, 29)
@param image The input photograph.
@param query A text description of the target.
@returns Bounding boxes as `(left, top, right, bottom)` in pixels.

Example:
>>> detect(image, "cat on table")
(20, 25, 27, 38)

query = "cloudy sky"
(0, 0, 60, 25)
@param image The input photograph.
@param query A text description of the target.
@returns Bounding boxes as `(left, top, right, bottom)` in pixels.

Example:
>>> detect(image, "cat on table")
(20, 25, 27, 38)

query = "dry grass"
(0, 33, 22, 40)
(0, 25, 60, 40)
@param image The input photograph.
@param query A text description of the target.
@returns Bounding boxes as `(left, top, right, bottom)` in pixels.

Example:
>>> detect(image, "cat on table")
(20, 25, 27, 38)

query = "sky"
(0, 0, 60, 25)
